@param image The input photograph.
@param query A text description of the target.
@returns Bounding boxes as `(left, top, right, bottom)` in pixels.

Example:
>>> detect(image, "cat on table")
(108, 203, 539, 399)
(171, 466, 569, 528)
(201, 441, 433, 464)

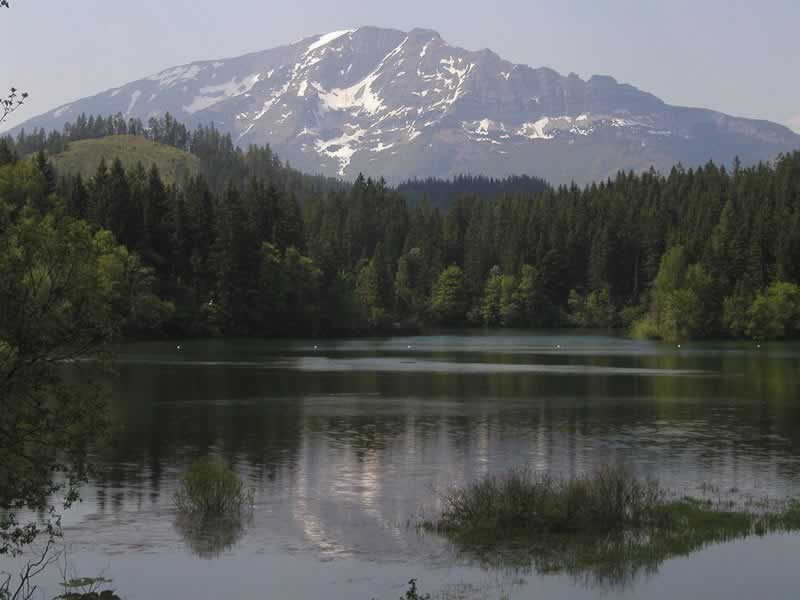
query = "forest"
(2, 114, 800, 341)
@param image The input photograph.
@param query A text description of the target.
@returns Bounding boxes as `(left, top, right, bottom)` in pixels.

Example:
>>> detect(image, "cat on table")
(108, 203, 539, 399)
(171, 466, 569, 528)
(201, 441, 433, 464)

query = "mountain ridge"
(9, 26, 800, 184)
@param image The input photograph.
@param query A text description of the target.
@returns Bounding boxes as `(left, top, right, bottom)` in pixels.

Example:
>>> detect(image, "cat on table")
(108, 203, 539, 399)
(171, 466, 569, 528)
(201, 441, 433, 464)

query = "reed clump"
(423, 465, 800, 584)
(428, 465, 668, 541)
(174, 458, 253, 516)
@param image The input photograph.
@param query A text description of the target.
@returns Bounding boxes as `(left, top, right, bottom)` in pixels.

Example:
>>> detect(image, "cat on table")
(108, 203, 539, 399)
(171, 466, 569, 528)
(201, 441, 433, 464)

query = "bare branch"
(1, 3, 29, 125)
(0, 539, 61, 600)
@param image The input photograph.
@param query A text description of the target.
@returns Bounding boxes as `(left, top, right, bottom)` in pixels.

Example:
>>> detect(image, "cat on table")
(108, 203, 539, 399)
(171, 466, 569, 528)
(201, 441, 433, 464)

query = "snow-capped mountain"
(13, 27, 800, 184)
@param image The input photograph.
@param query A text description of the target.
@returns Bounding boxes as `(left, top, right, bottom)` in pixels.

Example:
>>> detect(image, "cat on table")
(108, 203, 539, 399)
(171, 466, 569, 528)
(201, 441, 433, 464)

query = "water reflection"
(443, 520, 766, 592)
(60, 335, 800, 598)
(174, 514, 251, 559)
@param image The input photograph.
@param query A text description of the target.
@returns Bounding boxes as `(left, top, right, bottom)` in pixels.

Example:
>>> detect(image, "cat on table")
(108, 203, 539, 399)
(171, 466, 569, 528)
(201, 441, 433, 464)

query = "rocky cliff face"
(12, 26, 800, 184)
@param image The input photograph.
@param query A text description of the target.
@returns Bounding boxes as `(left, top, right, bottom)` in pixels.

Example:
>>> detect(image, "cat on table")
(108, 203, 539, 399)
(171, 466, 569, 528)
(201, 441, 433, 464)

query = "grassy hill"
(51, 135, 201, 184)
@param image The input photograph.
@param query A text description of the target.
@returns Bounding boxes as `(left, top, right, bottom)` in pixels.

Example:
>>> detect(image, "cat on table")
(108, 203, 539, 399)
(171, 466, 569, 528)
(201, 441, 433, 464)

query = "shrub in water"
(174, 458, 253, 516)
(401, 579, 430, 600)
(424, 465, 800, 586)
(430, 465, 665, 540)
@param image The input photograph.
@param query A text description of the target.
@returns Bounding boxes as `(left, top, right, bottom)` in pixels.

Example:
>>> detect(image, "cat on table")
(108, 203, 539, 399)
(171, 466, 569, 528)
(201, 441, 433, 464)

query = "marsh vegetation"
(174, 459, 254, 517)
(424, 466, 800, 585)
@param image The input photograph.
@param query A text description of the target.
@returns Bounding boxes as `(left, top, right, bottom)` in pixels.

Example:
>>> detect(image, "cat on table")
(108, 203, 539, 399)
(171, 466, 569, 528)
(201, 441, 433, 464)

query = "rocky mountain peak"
(10, 26, 800, 184)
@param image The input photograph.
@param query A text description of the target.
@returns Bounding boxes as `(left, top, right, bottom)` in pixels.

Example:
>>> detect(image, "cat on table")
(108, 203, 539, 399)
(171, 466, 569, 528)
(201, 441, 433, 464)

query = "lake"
(26, 333, 800, 598)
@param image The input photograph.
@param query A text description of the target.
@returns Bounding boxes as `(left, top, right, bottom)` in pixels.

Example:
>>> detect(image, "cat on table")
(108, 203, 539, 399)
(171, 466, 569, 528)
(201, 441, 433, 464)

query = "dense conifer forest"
(396, 174, 550, 209)
(3, 114, 800, 341)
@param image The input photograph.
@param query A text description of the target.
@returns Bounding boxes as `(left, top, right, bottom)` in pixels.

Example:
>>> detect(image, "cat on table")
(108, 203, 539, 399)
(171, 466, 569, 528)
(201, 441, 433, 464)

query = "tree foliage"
(0, 165, 165, 558)
(5, 115, 800, 340)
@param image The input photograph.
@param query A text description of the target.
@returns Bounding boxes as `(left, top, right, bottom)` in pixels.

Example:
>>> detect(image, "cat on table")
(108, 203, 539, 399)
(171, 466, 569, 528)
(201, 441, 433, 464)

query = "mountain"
(11, 26, 800, 184)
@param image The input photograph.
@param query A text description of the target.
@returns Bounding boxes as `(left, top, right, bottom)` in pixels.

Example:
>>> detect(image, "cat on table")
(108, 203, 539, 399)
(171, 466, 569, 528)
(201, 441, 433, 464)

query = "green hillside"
(51, 135, 201, 183)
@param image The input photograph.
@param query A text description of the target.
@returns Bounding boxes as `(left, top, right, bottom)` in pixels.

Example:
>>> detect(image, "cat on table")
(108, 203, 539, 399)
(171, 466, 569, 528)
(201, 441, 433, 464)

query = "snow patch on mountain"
(317, 37, 409, 115)
(371, 141, 395, 152)
(184, 74, 262, 114)
(305, 29, 355, 55)
(315, 126, 368, 175)
(519, 118, 555, 140)
(126, 91, 142, 116)
(465, 119, 499, 136)
(52, 104, 72, 119)
(149, 65, 204, 89)
(238, 123, 255, 141)
(255, 81, 291, 120)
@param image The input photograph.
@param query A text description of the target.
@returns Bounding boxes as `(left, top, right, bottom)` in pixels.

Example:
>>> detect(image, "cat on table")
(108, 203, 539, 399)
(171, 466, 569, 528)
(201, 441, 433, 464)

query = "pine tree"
(143, 164, 171, 264)
(0, 138, 16, 166)
(67, 174, 88, 220)
(212, 183, 262, 333)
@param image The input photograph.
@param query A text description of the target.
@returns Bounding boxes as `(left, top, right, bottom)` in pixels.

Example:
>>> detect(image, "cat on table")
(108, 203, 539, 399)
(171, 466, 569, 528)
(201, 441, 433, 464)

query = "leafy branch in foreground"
(0, 212, 116, 556)
(0, 208, 168, 561)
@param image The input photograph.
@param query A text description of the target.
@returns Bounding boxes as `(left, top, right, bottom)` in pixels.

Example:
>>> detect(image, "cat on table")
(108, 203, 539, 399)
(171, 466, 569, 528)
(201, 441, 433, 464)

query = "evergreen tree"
(66, 174, 88, 220)
(0, 138, 16, 166)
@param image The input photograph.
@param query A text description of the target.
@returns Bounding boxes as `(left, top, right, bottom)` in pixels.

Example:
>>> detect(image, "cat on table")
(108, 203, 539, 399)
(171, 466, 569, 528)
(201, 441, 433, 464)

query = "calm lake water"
(23, 333, 800, 598)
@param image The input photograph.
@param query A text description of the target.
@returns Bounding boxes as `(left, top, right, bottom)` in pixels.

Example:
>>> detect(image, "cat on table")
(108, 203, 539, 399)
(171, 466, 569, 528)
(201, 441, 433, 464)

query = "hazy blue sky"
(2, 0, 799, 132)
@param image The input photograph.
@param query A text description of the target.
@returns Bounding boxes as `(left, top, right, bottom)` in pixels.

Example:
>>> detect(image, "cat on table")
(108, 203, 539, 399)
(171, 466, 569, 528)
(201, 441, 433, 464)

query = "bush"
(400, 579, 430, 600)
(424, 466, 800, 585)
(630, 314, 661, 340)
(174, 458, 253, 516)
(429, 465, 665, 541)
(567, 288, 617, 328)
(431, 266, 467, 325)
(746, 282, 800, 340)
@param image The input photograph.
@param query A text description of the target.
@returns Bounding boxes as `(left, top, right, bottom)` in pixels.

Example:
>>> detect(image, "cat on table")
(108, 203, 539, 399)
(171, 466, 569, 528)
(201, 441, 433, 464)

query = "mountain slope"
(12, 27, 800, 184)
(50, 136, 201, 183)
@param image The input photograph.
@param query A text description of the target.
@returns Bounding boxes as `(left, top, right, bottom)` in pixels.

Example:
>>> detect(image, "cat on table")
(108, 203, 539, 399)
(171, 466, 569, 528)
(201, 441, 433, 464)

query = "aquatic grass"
(57, 578, 120, 600)
(423, 466, 800, 586)
(174, 458, 254, 516)
(427, 466, 667, 542)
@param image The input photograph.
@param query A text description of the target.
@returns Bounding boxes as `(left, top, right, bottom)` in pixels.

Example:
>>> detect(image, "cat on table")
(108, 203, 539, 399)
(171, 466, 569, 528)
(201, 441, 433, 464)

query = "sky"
(2, 0, 799, 133)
